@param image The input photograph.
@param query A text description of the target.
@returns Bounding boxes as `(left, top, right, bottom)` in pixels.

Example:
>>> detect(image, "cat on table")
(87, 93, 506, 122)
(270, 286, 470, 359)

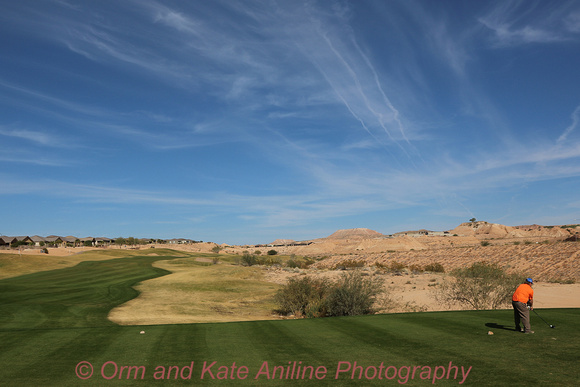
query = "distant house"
(30, 235, 46, 246)
(44, 236, 64, 246)
(167, 238, 194, 244)
(80, 237, 95, 246)
(62, 236, 79, 246)
(13, 236, 33, 245)
(0, 236, 32, 247)
(95, 237, 112, 246)
(393, 230, 449, 237)
(0, 236, 16, 247)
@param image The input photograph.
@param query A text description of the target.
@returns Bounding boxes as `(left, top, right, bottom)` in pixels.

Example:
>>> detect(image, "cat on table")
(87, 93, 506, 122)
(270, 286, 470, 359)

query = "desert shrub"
(325, 271, 384, 317)
(389, 261, 406, 273)
(301, 257, 315, 269)
(374, 262, 389, 272)
(334, 259, 365, 270)
(40, 248, 49, 254)
(286, 257, 315, 269)
(257, 256, 280, 266)
(241, 253, 258, 266)
(274, 271, 385, 318)
(408, 264, 424, 274)
(211, 245, 222, 253)
(274, 276, 330, 317)
(254, 250, 262, 255)
(434, 261, 521, 310)
(547, 278, 576, 284)
(480, 241, 490, 246)
(212, 257, 220, 265)
(286, 259, 299, 268)
(267, 249, 278, 255)
(424, 262, 445, 273)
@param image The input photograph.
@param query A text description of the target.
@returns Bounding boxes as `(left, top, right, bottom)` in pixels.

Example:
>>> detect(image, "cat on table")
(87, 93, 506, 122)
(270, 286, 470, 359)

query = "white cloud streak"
(479, 0, 580, 47)
(558, 104, 580, 144)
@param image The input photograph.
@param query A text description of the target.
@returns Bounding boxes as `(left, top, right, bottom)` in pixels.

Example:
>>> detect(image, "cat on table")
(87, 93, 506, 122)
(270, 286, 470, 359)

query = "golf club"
(532, 309, 555, 328)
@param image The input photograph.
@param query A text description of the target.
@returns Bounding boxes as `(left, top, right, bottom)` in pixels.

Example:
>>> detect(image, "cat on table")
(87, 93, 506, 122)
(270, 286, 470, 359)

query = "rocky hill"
(450, 221, 572, 238)
(325, 228, 384, 239)
(176, 222, 580, 281)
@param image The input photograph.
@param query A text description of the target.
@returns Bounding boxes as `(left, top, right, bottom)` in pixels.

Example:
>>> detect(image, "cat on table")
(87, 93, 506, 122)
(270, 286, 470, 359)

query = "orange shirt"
(512, 283, 533, 303)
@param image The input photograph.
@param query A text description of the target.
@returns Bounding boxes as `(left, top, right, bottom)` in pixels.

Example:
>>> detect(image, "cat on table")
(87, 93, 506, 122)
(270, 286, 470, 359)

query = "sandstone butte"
(189, 222, 580, 283)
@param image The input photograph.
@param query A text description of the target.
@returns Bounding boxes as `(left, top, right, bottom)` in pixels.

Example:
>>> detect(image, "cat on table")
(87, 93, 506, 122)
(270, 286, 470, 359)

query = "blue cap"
(526, 278, 533, 284)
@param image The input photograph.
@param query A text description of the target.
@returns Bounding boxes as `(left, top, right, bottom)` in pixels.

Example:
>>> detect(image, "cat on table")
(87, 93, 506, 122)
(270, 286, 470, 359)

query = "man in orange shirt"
(512, 278, 534, 333)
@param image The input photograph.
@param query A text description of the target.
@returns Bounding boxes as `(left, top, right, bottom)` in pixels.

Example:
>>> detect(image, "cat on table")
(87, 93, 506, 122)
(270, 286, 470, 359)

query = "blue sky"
(1, 0, 580, 244)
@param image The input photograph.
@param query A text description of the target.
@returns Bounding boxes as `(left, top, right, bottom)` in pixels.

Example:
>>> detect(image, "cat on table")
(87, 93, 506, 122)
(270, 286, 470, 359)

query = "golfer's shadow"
(485, 322, 518, 332)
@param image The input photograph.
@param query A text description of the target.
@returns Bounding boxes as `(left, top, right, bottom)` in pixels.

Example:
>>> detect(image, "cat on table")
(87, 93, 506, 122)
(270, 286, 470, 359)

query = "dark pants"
(512, 301, 531, 332)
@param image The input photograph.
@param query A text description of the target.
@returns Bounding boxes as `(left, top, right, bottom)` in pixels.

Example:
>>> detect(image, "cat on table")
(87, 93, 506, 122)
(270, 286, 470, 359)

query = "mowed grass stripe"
(0, 250, 182, 329)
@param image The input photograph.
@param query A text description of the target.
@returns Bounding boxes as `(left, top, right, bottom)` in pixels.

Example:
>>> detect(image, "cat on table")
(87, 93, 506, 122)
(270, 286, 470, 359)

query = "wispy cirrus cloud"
(479, 0, 580, 47)
(0, 126, 65, 147)
(558, 104, 580, 144)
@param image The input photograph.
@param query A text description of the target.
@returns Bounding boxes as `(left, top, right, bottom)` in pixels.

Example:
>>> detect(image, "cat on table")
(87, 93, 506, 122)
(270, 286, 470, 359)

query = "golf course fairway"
(0, 250, 578, 386)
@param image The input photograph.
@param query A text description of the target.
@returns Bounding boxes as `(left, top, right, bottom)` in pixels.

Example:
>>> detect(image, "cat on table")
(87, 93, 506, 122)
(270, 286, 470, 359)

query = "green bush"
(286, 259, 299, 269)
(325, 272, 384, 317)
(274, 276, 330, 317)
(241, 253, 258, 266)
(267, 249, 278, 256)
(480, 241, 490, 246)
(274, 271, 384, 318)
(434, 261, 521, 310)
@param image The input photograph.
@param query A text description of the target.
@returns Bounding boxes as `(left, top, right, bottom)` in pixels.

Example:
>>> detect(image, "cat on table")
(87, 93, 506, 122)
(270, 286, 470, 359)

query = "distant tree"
(211, 245, 222, 254)
(469, 218, 477, 223)
(115, 237, 126, 248)
(267, 249, 278, 256)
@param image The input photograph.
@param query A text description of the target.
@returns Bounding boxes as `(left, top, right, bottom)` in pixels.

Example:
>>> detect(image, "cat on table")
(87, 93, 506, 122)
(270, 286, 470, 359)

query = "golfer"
(512, 278, 534, 334)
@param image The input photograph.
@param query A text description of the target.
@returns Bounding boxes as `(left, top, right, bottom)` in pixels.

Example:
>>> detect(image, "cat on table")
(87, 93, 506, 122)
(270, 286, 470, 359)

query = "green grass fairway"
(0, 250, 578, 386)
